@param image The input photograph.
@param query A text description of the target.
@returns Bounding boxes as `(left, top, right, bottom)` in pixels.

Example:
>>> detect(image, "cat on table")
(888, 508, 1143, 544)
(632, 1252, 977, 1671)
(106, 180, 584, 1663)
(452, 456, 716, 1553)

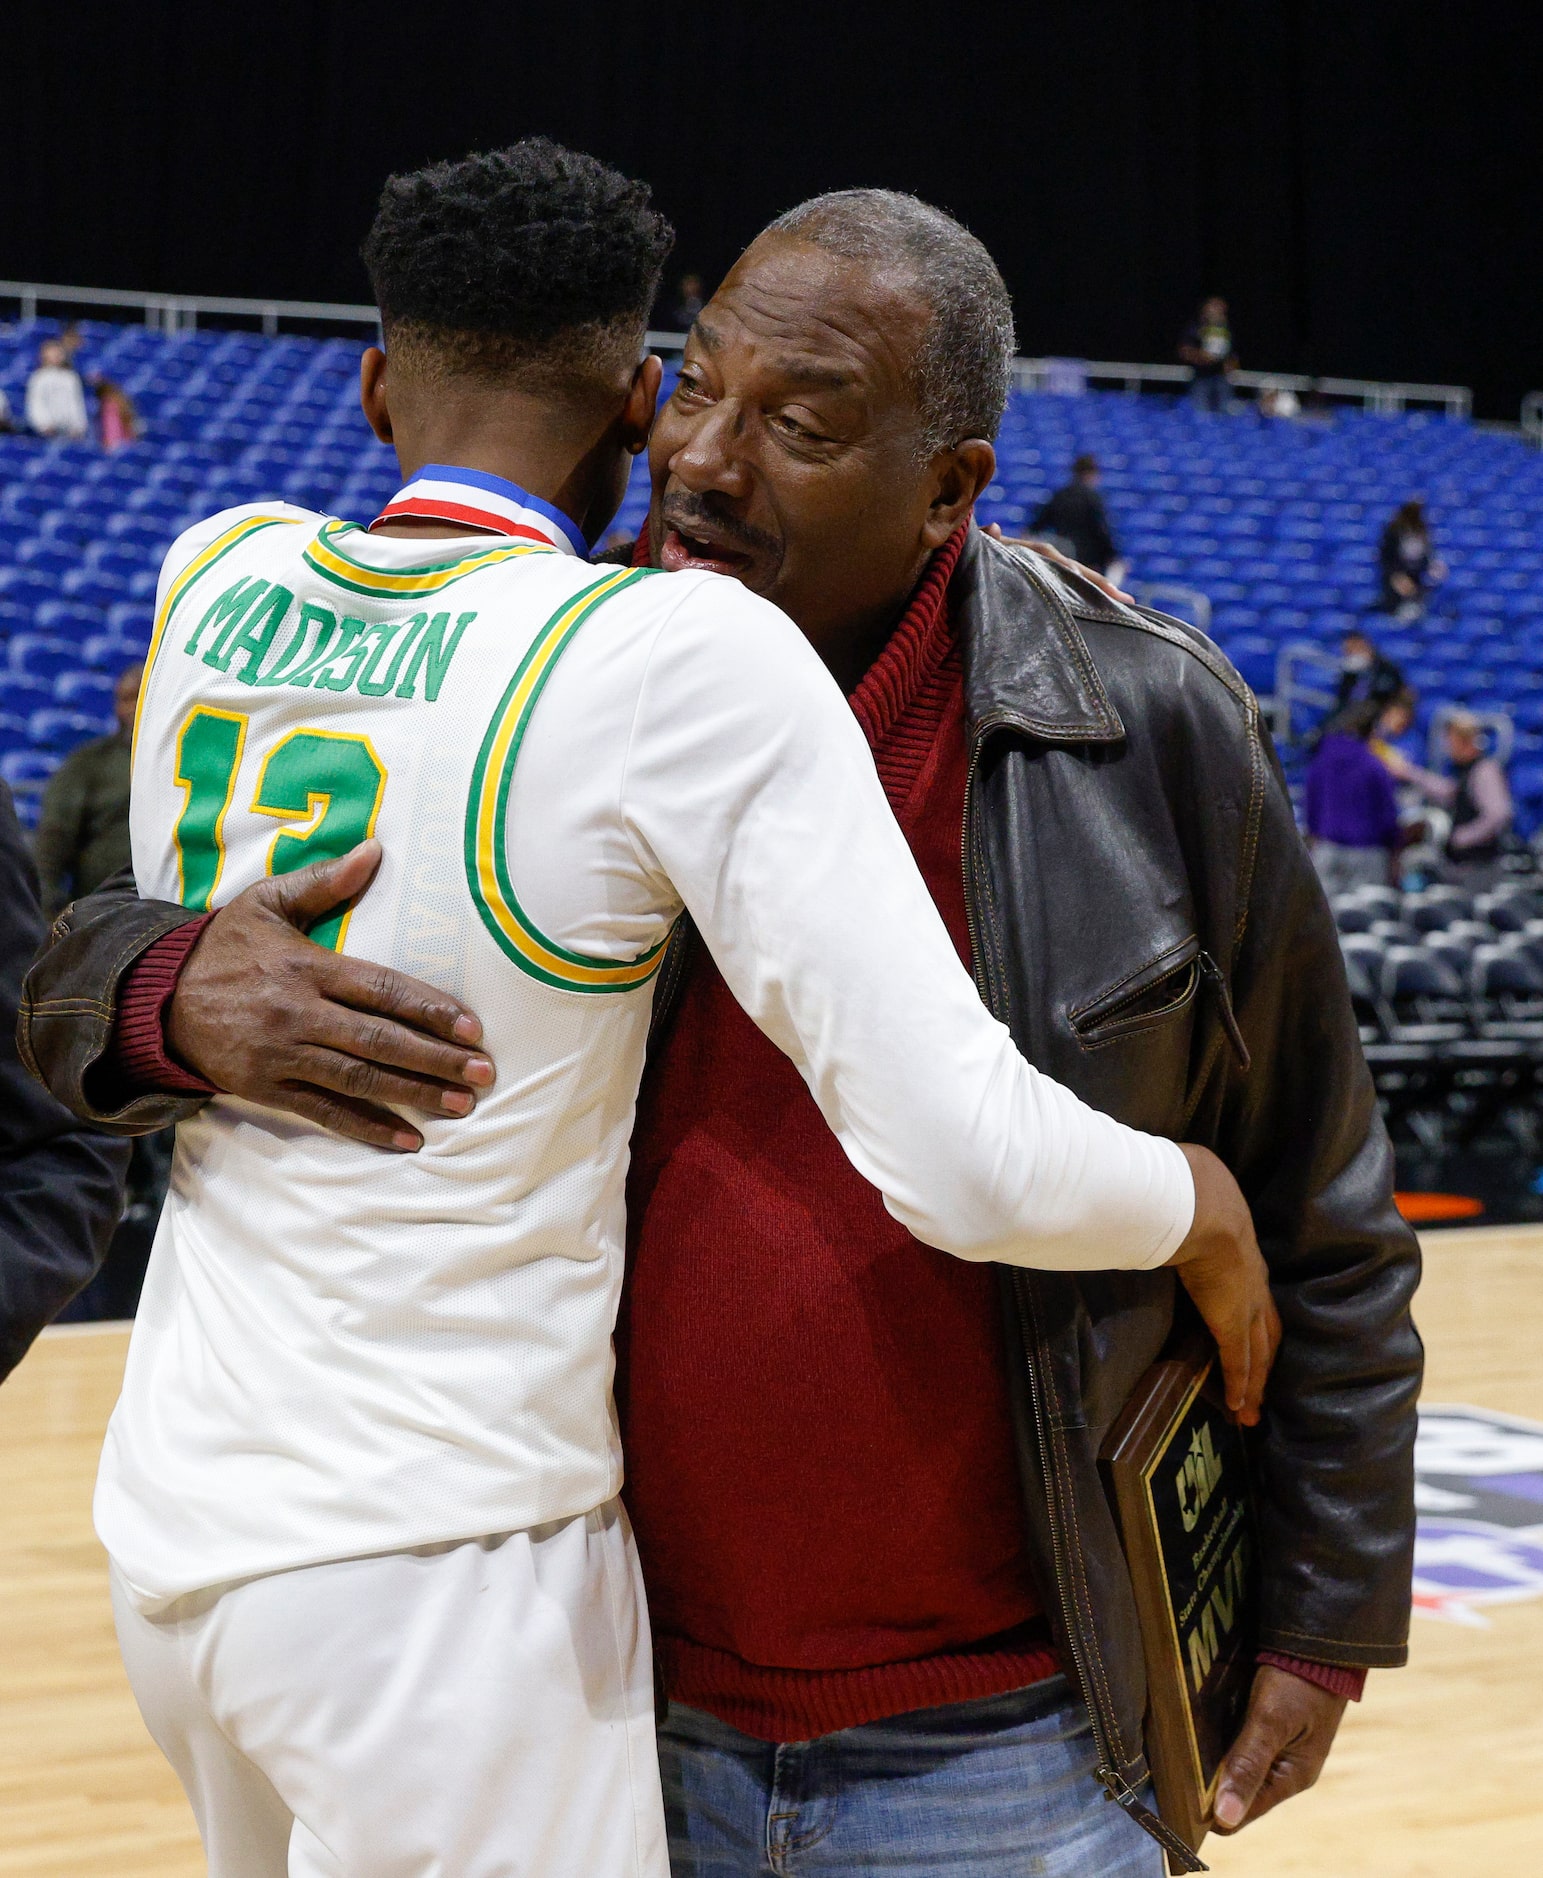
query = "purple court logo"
(1413, 1405, 1543, 1626)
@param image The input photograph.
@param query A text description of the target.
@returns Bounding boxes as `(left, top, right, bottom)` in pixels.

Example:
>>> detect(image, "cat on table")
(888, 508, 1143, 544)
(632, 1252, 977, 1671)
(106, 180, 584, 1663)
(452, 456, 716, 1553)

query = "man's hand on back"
(980, 523, 1134, 604)
(1166, 1144, 1282, 1426)
(165, 840, 493, 1152)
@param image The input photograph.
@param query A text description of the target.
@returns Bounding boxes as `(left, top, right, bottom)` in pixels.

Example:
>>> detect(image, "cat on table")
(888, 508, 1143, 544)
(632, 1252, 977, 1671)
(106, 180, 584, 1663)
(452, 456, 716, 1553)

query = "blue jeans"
(658, 1677, 1164, 1876)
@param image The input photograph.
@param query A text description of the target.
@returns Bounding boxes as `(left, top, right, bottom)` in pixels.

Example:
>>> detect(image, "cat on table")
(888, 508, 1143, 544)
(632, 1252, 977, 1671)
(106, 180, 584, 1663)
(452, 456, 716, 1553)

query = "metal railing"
(1522, 392, 1543, 444)
(0, 280, 1472, 416)
(0, 279, 692, 355)
(1274, 641, 1344, 744)
(1014, 354, 1471, 417)
(0, 278, 383, 339)
(1270, 646, 1518, 775)
(1130, 581, 1212, 635)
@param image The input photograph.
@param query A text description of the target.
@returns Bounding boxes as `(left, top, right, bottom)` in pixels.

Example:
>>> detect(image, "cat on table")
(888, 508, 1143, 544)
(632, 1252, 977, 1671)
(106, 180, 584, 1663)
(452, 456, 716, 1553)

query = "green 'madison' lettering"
(224, 587, 296, 682)
(252, 601, 336, 689)
(356, 613, 427, 697)
(184, 577, 267, 658)
(395, 611, 475, 701)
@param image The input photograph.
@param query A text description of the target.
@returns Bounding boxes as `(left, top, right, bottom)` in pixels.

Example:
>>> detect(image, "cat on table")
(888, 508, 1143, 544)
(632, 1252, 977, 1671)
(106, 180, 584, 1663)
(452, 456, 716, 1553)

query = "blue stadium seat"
(86, 543, 152, 580)
(83, 633, 144, 672)
(8, 635, 77, 682)
(1228, 636, 1277, 694)
(11, 537, 78, 581)
(107, 602, 154, 642)
(55, 670, 117, 711)
(3, 487, 54, 521)
(41, 522, 105, 564)
(0, 602, 33, 642)
(33, 601, 108, 638)
(0, 672, 55, 713)
(57, 570, 120, 609)
(0, 744, 60, 781)
(104, 513, 175, 552)
(28, 708, 107, 752)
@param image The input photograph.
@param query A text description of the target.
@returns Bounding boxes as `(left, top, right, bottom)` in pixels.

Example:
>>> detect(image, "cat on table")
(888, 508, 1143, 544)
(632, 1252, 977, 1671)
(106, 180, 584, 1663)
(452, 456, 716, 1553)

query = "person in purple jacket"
(1305, 700, 1403, 896)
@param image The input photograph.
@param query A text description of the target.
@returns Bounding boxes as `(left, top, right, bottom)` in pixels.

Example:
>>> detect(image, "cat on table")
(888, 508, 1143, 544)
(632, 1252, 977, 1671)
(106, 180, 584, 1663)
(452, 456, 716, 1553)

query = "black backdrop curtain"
(2, 2, 1538, 416)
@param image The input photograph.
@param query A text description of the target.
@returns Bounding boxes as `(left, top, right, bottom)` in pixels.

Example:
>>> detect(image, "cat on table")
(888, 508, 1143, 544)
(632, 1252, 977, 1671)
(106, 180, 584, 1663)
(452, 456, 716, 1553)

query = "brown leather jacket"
(18, 532, 1421, 1864)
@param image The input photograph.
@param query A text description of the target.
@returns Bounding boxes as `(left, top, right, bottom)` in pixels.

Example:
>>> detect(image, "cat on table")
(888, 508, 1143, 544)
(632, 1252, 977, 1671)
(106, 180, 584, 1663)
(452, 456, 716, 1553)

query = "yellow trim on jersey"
(302, 519, 555, 599)
(467, 568, 667, 992)
(133, 513, 305, 760)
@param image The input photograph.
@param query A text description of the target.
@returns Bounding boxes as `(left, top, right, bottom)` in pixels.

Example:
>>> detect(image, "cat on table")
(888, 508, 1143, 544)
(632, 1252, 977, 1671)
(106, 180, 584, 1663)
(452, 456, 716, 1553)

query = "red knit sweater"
(616, 527, 1062, 1742)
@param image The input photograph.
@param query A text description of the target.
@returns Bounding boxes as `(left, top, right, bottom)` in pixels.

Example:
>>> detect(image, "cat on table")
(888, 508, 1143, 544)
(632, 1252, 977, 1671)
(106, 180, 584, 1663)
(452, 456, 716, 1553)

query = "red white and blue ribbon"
(371, 463, 587, 557)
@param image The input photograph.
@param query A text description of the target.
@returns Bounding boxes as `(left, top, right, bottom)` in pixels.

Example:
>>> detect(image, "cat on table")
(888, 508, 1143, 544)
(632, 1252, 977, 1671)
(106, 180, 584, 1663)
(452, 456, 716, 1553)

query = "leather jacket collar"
(952, 525, 1128, 746)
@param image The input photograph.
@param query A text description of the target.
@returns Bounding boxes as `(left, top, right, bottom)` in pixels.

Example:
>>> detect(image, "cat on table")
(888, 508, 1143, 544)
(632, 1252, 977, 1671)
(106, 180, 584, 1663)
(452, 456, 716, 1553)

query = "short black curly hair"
(361, 138, 674, 391)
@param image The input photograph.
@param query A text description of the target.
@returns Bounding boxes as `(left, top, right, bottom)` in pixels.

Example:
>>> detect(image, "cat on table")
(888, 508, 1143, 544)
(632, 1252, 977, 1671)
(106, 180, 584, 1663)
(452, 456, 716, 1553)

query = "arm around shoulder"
(19, 866, 208, 1135)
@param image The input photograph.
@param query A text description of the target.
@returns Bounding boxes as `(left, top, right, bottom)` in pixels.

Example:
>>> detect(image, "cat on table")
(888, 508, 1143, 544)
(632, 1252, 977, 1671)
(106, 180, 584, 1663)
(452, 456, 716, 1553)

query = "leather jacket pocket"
(1069, 936, 1201, 1050)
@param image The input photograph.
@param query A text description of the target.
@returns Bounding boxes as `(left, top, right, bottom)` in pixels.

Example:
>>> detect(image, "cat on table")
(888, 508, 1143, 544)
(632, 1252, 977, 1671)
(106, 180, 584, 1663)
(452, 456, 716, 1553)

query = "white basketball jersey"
(100, 498, 696, 1606)
(98, 489, 1192, 1610)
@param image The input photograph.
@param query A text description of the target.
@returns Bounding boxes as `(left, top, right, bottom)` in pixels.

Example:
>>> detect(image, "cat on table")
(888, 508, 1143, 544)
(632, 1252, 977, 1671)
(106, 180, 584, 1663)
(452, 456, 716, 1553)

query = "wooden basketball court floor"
(1, 1225, 1538, 1876)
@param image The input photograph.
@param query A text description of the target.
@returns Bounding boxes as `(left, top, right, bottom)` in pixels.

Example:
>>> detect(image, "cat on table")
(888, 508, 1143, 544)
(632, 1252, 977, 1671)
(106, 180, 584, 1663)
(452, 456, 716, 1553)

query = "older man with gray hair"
(26, 187, 1419, 1876)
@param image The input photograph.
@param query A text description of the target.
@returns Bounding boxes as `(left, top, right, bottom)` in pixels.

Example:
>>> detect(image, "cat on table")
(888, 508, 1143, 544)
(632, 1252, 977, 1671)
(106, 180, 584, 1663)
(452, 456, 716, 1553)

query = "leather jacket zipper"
(1197, 949, 1252, 1071)
(963, 726, 1208, 1874)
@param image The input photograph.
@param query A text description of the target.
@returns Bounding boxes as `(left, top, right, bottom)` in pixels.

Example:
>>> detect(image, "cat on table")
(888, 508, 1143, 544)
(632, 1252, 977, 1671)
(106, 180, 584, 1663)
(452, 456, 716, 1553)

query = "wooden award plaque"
(1100, 1340, 1256, 1858)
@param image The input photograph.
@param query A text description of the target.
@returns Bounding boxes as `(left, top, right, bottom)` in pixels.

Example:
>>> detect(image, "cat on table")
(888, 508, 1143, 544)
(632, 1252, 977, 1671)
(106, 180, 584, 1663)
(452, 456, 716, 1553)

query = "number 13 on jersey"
(172, 706, 387, 950)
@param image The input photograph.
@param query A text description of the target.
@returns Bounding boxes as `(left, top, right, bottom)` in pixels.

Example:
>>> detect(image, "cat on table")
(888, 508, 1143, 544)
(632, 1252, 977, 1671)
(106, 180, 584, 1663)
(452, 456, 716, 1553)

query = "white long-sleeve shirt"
(25, 364, 88, 438)
(97, 494, 1193, 1609)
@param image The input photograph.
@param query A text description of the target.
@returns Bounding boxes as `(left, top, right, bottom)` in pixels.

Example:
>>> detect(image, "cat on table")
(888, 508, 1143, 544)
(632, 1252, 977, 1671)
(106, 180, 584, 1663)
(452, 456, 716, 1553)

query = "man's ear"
(921, 439, 996, 549)
(621, 355, 664, 456)
(360, 347, 394, 445)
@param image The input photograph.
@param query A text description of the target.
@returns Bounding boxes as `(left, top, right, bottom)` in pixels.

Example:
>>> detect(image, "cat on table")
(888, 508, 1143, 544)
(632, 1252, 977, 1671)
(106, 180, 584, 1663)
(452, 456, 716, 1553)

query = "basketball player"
(99, 142, 1275, 1877)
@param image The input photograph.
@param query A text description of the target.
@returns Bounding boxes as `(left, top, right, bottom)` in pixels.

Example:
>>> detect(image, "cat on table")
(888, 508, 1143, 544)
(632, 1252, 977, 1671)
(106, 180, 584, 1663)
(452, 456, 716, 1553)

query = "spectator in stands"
(0, 387, 14, 433)
(1372, 686, 1420, 767)
(1305, 700, 1402, 894)
(1179, 295, 1236, 412)
(0, 777, 129, 1383)
(670, 272, 706, 329)
(93, 376, 140, 450)
(1335, 629, 1405, 713)
(1379, 500, 1446, 617)
(25, 339, 89, 439)
(1384, 709, 1513, 885)
(1028, 453, 1121, 576)
(58, 320, 85, 368)
(32, 662, 141, 916)
(1256, 382, 1300, 419)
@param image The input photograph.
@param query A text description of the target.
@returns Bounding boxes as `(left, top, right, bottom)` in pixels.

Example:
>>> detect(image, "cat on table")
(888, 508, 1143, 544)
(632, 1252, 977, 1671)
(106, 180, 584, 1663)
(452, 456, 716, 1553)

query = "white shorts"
(110, 1500, 667, 1878)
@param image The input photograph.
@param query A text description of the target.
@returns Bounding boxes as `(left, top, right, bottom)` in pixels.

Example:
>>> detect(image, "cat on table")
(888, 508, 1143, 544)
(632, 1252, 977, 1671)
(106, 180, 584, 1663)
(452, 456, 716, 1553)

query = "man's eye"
(674, 373, 710, 403)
